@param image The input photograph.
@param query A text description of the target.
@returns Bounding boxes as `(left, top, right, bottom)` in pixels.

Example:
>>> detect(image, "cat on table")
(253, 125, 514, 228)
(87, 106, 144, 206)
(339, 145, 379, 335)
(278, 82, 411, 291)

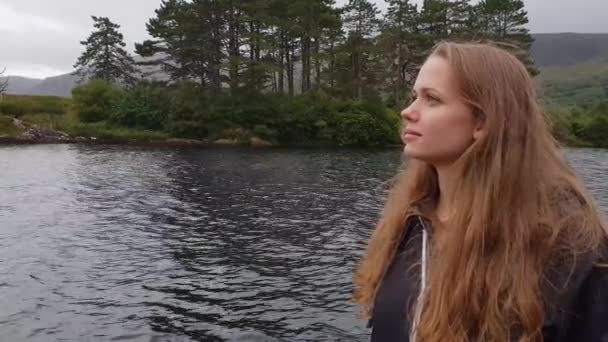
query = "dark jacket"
(368, 214, 608, 342)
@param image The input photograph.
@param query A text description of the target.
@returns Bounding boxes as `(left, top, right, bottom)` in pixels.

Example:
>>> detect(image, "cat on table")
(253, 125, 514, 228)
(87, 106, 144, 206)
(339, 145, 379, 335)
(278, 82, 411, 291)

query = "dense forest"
(67, 0, 544, 147)
(3, 0, 605, 147)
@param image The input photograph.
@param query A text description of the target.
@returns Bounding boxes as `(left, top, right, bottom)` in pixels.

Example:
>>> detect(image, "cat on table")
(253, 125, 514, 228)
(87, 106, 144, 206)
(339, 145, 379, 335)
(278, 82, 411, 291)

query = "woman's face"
(401, 56, 481, 166)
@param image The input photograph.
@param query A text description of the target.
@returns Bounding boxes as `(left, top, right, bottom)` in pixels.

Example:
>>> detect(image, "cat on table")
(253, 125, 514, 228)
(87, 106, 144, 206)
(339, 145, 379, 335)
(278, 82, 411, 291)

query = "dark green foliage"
(475, 0, 537, 75)
(62, 0, 608, 148)
(546, 102, 608, 148)
(575, 102, 608, 148)
(578, 115, 608, 148)
(73, 16, 137, 85)
(110, 82, 170, 130)
(71, 80, 121, 123)
(329, 101, 400, 146)
(130, 0, 538, 102)
(85, 84, 400, 146)
(163, 82, 211, 139)
(379, 0, 421, 107)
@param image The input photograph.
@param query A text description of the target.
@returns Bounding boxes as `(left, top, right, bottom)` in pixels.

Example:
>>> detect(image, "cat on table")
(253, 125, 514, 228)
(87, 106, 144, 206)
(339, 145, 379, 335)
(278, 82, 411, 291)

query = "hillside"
(538, 63, 608, 106)
(2, 74, 76, 98)
(532, 33, 608, 67)
(2, 76, 43, 95)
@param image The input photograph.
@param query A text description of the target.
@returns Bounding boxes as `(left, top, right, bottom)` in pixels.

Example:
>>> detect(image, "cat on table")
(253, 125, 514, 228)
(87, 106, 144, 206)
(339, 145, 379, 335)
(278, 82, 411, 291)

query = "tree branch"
(0, 67, 8, 95)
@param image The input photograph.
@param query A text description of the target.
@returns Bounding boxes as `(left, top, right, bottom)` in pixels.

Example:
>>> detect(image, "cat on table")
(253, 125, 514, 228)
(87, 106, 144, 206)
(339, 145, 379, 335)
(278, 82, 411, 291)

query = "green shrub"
(577, 114, 608, 148)
(330, 107, 397, 147)
(253, 124, 277, 140)
(165, 120, 208, 140)
(545, 106, 579, 144)
(110, 83, 170, 130)
(72, 80, 122, 123)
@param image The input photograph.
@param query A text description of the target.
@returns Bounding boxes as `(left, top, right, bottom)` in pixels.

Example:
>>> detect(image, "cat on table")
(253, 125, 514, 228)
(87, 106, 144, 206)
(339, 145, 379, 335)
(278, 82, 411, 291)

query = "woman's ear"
(473, 125, 484, 140)
(472, 110, 486, 141)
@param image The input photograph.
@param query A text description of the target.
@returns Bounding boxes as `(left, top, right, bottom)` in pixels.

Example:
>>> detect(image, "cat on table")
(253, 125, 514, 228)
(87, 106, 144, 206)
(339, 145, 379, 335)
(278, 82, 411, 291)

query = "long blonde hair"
(353, 41, 607, 341)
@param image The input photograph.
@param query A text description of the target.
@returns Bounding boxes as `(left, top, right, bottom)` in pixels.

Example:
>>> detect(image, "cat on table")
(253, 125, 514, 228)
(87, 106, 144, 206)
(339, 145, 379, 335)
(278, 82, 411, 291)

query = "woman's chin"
(403, 145, 430, 162)
(403, 144, 418, 157)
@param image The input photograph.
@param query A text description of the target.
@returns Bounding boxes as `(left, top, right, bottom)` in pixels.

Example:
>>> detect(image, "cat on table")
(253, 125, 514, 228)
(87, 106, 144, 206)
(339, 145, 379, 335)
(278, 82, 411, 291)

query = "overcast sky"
(1, 0, 606, 79)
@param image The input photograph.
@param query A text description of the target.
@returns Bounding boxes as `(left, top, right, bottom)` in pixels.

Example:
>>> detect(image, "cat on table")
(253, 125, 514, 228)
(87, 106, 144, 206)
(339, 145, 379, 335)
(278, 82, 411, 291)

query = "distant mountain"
(3, 33, 608, 100)
(531, 33, 608, 105)
(28, 73, 79, 97)
(531, 33, 608, 67)
(2, 74, 77, 98)
(2, 76, 43, 95)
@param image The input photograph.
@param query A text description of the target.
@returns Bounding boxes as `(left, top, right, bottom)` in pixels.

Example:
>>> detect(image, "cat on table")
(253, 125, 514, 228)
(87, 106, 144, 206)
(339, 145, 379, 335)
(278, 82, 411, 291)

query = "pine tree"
(73, 16, 137, 85)
(322, 17, 345, 92)
(136, 0, 208, 88)
(476, 0, 537, 75)
(419, 0, 449, 37)
(267, 0, 300, 95)
(446, 0, 474, 38)
(225, 0, 247, 93)
(287, 0, 341, 93)
(385, 0, 419, 34)
(239, 0, 274, 92)
(418, 0, 474, 45)
(132, 0, 539, 101)
(380, 0, 421, 106)
(136, 0, 187, 82)
(342, 0, 380, 99)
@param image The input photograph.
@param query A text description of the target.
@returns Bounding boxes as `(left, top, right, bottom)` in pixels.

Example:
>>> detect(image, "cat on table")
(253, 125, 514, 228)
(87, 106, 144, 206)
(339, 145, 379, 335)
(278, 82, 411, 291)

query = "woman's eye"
(427, 95, 440, 104)
(409, 93, 439, 105)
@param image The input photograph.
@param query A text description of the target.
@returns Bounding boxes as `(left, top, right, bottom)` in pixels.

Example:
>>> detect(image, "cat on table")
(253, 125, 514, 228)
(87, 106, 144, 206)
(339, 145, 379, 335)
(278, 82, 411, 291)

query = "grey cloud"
(1, 0, 158, 78)
(1, 0, 606, 78)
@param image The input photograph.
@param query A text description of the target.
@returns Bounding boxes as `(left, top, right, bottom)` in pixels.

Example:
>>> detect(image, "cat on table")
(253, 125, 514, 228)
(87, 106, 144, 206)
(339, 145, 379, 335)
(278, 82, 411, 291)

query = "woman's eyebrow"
(412, 87, 441, 95)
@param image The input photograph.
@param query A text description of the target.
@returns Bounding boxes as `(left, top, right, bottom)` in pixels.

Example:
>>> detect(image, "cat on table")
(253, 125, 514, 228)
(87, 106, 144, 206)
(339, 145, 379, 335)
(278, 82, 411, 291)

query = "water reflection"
(1, 144, 605, 341)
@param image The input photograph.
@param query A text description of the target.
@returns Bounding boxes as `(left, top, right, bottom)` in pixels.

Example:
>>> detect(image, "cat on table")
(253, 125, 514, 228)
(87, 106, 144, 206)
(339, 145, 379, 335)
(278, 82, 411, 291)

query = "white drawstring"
(410, 217, 429, 342)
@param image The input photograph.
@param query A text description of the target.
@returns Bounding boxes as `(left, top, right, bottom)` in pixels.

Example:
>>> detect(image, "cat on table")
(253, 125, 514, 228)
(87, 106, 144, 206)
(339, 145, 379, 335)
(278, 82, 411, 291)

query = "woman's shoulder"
(561, 247, 608, 340)
(577, 238, 608, 288)
(544, 239, 608, 340)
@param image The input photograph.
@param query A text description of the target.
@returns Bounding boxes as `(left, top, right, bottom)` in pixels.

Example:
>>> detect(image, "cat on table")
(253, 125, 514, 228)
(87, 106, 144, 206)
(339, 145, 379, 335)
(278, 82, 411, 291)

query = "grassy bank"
(0, 94, 168, 142)
(539, 63, 608, 107)
(1, 82, 608, 148)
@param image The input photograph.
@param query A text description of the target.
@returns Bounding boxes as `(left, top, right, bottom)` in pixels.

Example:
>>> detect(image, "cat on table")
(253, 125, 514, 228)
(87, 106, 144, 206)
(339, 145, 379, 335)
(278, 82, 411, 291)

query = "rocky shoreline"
(0, 118, 275, 148)
(0, 135, 275, 148)
(0, 118, 402, 149)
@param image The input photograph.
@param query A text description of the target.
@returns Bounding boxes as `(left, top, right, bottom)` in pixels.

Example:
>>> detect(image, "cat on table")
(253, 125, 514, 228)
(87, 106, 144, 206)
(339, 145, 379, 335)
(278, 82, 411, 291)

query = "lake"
(1, 144, 607, 342)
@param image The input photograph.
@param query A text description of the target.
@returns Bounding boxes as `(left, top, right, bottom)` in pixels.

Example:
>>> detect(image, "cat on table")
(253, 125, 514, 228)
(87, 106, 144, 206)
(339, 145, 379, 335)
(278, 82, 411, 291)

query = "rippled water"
(1, 144, 607, 342)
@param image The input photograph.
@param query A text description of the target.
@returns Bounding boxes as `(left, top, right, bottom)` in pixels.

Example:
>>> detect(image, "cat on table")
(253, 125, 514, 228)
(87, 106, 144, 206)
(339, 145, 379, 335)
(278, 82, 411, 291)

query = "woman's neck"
(434, 161, 463, 224)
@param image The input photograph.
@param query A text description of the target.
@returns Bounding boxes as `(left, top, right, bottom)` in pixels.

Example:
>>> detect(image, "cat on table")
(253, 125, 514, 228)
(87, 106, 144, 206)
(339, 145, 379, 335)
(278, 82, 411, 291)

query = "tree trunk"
(229, 4, 240, 93)
(210, 8, 222, 93)
(278, 30, 285, 94)
(301, 36, 309, 93)
(353, 38, 362, 99)
(329, 40, 335, 90)
(288, 42, 294, 96)
(255, 24, 261, 90)
(314, 37, 321, 90)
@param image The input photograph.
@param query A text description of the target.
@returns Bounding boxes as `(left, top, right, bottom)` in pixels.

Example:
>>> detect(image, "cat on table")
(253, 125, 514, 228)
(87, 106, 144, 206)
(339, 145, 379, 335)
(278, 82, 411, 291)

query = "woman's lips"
(403, 129, 422, 143)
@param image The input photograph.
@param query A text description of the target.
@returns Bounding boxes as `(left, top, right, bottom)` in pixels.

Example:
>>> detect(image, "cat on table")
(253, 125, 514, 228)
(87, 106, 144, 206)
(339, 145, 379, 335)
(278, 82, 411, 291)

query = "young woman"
(353, 41, 608, 342)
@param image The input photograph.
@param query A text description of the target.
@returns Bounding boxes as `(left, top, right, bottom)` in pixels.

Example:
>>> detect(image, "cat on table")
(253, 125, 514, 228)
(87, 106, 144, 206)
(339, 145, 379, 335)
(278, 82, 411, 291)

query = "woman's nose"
(400, 105, 419, 122)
